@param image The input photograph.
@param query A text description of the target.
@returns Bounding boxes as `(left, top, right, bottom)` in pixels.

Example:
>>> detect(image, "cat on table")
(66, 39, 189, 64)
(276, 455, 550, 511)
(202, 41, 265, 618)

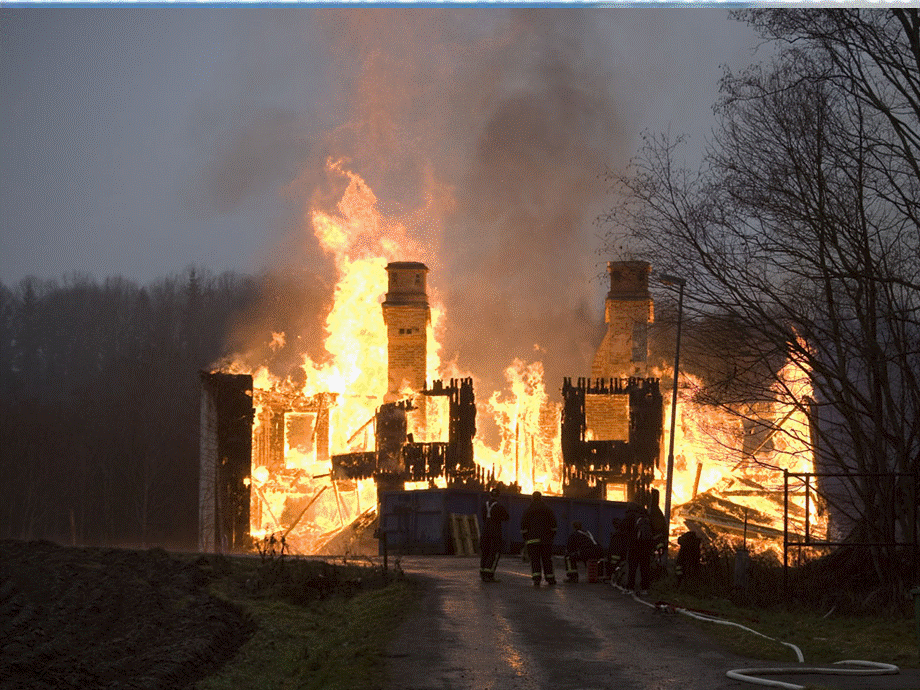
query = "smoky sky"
(1, 8, 761, 397)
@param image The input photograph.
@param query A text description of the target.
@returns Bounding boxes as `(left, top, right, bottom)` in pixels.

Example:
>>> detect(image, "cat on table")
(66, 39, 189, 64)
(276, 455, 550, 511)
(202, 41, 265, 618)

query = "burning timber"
(331, 378, 479, 490)
(561, 376, 662, 502)
(198, 257, 823, 556)
(676, 476, 816, 545)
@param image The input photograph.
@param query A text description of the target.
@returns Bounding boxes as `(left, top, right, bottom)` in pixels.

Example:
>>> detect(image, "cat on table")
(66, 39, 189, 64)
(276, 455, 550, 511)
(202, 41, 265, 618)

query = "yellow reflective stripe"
(525, 538, 541, 545)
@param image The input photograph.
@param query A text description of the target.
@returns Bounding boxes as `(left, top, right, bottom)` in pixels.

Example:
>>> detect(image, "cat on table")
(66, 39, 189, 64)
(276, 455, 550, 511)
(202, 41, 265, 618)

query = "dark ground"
(0, 540, 253, 690)
(385, 555, 920, 690)
(4, 540, 919, 690)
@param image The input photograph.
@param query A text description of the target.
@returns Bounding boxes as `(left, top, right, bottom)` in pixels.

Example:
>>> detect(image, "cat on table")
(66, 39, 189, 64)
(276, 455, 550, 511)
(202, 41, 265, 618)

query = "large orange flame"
(232, 161, 820, 554)
(242, 160, 558, 553)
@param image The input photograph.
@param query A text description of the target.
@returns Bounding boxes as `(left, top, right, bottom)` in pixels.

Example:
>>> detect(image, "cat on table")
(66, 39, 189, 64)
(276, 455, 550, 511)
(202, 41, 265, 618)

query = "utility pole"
(659, 273, 685, 549)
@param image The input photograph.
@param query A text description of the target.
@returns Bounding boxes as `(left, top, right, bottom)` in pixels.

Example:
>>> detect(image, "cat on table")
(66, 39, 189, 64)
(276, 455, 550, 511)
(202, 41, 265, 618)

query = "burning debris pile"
(677, 476, 819, 548)
(664, 355, 823, 554)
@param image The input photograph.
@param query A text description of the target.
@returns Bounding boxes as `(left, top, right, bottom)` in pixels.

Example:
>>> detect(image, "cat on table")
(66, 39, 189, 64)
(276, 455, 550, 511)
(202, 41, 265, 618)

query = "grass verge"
(195, 556, 421, 690)
(651, 587, 919, 669)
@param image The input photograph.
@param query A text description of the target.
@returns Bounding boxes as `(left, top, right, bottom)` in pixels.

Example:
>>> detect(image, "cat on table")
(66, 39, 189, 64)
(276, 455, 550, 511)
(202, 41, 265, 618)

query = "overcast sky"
(1, 7, 763, 287)
(1, 7, 773, 387)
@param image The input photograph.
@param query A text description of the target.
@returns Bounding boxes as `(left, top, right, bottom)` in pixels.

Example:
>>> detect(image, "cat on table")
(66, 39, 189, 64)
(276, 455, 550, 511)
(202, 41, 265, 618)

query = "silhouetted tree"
(601, 9, 919, 593)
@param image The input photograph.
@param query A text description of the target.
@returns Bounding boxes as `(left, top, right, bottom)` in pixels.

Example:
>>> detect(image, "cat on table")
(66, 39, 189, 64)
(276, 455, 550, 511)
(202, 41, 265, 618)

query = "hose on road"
(611, 584, 901, 689)
(724, 661, 900, 689)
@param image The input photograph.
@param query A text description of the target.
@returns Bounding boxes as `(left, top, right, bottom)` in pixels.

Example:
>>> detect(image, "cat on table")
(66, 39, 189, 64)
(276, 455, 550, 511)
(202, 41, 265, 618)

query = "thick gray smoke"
(199, 9, 681, 399)
(441, 10, 628, 396)
(309, 9, 637, 399)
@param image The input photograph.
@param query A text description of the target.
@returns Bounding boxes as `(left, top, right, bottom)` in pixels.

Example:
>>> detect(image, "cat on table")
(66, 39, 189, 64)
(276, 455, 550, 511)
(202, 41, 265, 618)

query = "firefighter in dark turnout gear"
(648, 489, 668, 579)
(521, 491, 557, 586)
(623, 502, 655, 594)
(479, 487, 509, 581)
(675, 526, 702, 588)
(565, 522, 605, 582)
(607, 516, 629, 586)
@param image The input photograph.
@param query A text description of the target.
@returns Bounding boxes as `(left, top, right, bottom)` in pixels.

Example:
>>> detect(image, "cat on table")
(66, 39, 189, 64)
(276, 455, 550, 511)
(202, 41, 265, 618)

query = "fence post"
(912, 587, 920, 661)
(783, 469, 789, 604)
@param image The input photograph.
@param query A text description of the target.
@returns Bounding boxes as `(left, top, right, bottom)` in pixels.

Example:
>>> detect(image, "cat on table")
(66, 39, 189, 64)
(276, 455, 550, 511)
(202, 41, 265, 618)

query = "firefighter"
(521, 491, 557, 586)
(607, 516, 629, 586)
(675, 526, 702, 588)
(479, 486, 509, 582)
(565, 521, 605, 582)
(624, 502, 655, 595)
(648, 488, 668, 579)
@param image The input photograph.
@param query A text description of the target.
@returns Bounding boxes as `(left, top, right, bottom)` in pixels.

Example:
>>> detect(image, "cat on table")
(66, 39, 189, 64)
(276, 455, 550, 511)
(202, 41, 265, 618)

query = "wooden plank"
(449, 513, 480, 555)
(459, 514, 474, 555)
(466, 515, 480, 554)
(449, 513, 463, 555)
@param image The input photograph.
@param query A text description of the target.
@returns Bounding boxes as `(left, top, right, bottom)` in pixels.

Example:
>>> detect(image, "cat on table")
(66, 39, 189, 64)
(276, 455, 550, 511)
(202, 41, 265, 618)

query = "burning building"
(331, 262, 479, 491)
(199, 259, 662, 553)
(559, 261, 663, 503)
(198, 178, 820, 556)
(560, 259, 824, 550)
(199, 261, 485, 554)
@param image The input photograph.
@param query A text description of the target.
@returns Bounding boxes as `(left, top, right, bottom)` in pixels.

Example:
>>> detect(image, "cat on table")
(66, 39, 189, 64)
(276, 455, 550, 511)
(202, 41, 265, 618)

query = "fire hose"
(612, 584, 901, 689)
(723, 661, 900, 689)
(676, 607, 899, 689)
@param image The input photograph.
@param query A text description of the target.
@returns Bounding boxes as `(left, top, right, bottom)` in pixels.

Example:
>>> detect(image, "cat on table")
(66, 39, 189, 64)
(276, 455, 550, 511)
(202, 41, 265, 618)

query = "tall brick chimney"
(592, 261, 654, 379)
(382, 262, 430, 401)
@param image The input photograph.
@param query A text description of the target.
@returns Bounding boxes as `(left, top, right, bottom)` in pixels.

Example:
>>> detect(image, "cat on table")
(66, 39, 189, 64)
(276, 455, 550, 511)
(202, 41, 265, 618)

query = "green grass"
(193, 552, 917, 689)
(195, 557, 421, 690)
(650, 585, 920, 669)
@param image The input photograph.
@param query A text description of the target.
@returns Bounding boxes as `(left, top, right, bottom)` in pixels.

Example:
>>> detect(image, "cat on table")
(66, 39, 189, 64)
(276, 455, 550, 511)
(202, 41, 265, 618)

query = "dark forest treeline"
(0, 268, 263, 549)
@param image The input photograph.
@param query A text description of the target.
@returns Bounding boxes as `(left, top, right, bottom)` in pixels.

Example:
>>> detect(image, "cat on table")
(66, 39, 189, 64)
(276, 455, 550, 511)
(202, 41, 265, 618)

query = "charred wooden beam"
(199, 371, 254, 553)
(561, 376, 662, 502)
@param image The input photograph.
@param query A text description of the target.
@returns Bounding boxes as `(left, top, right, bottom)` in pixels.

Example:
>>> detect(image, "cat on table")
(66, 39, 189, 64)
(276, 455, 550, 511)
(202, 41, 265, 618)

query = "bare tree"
(601, 9, 919, 593)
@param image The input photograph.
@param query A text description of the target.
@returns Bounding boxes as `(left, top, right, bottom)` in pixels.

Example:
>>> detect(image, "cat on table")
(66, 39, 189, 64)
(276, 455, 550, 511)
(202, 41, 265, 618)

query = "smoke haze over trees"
(0, 269, 323, 548)
(601, 9, 920, 592)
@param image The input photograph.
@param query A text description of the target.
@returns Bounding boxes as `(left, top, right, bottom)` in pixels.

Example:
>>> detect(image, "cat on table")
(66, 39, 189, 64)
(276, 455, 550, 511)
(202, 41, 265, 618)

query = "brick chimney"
(382, 262, 430, 401)
(592, 261, 654, 379)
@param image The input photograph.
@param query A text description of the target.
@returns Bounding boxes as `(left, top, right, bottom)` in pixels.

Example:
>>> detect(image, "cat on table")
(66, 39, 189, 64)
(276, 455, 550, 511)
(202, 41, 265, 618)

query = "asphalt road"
(383, 555, 920, 690)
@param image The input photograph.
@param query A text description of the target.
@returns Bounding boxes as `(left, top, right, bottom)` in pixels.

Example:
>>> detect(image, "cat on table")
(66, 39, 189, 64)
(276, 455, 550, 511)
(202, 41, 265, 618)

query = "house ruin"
(198, 260, 669, 552)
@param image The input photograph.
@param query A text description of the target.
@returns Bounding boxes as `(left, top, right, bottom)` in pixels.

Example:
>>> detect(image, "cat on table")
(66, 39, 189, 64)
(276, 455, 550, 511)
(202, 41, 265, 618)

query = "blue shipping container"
(378, 488, 628, 555)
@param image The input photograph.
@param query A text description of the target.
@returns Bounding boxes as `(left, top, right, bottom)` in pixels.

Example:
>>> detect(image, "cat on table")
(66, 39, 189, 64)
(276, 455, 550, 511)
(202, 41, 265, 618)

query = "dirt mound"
(0, 540, 254, 690)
